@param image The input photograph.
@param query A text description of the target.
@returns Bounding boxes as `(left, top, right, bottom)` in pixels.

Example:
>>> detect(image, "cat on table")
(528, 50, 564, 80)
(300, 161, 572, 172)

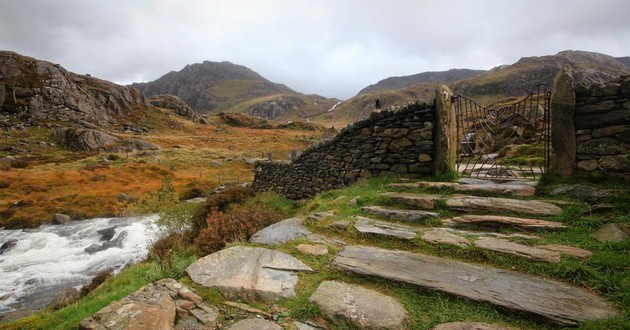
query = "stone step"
(432, 322, 517, 330)
(361, 205, 439, 222)
(388, 180, 536, 196)
(332, 245, 619, 326)
(443, 215, 566, 230)
(381, 192, 562, 217)
(354, 216, 417, 240)
(473, 238, 562, 263)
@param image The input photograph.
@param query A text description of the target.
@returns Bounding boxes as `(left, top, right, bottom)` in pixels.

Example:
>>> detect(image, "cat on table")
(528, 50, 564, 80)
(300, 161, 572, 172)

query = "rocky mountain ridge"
(358, 68, 486, 95)
(0, 51, 151, 129)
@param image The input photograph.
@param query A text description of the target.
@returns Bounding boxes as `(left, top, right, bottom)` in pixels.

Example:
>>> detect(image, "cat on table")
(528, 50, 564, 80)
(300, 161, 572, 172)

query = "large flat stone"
(454, 183, 536, 196)
(590, 223, 629, 243)
(444, 215, 566, 230)
(432, 322, 517, 330)
(380, 192, 443, 209)
(362, 206, 438, 222)
(421, 228, 469, 248)
(309, 281, 408, 330)
(473, 238, 562, 263)
(250, 218, 311, 245)
(186, 246, 314, 303)
(332, 245, 618, 326)
(537, 244, 593, 259)
(228, 318, 282, 330)
(354, 217, 417, 240)
(446, 195, 563, 216)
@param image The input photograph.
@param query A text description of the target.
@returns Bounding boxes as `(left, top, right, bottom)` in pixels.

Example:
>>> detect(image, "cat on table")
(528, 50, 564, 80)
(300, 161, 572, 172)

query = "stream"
(0, 215, 156, 320)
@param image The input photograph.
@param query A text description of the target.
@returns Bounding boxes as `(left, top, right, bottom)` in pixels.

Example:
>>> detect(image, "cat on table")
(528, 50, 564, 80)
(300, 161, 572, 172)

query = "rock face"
(80, 279, 216, 330)
(361, 206, 438, 222)
(249, 218, 311, 245)
(186, 246, 313, 303)
(309, 281, 408, 330)
(332, 245, 619, 326)
(0, 51, 149, 128)
(149, 94, 208, 124)
(248, 95, 306, 120)
(252, 102, 436, 199)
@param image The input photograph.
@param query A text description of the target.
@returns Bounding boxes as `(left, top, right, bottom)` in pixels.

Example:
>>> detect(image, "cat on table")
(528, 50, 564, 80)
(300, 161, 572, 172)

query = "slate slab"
(422, 228, 469, 248)
(446, 195, 563, 216)
(186, 246, 314, 303)
(250, 218, 311, 245)
(309, 281, 408, 330)
(432, 322, 517, 330)
(228, 318, 282, 330)
(362, 205, 438, 222)
(590, 223, 629, 243)
(473, 238, 562, 263)
(380, 192, 443, 209)
(537, 244, 593, 259)
(332, 245, 618, 326)
(354, 217, 417, 240)
(445, 215, 566, 230)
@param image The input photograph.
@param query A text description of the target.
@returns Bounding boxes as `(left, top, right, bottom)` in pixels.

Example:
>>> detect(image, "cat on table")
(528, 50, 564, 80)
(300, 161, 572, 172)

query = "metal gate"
(453, 85, 551, 179)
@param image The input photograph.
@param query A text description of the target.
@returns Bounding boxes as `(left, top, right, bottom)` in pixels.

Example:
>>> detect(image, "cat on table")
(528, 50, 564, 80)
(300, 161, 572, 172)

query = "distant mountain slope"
(319, 50, 630, 127)
(132, 60, 338, 121)
(358, 68, 486, 95)
(616, 56, 630, 68)
(0, 51, 152, 129)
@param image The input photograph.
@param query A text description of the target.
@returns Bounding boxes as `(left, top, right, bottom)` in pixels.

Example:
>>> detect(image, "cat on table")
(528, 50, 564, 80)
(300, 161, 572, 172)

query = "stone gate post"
(434, 85, 456, 176)
(550, 67, 576, 177)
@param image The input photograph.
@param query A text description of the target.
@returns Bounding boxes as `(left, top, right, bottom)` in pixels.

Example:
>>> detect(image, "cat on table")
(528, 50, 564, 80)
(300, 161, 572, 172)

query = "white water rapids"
(0, 215, 156, 318)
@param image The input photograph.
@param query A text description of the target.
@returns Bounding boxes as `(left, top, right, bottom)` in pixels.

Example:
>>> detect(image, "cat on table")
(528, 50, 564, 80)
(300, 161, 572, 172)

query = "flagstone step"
(473, 238, 562, 263)
(361, 205, 439, 222)
(332, 245, 619, 326)
(354, 216, 417, 240)
(381, 193, 562, 217)
(388, 180, 536, 196)
(443, 215, 566, 230)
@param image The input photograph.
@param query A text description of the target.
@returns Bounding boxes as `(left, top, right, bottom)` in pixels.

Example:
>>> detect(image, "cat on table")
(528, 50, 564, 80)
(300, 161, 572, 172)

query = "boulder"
(249, 218, 311, 245)
(53, 128, 119, 152)
(186, 246, 314, 303)
(0, 239, 18, 254)
(84, 231, 128, 254)
(46, 287, 80, 311)
(309, 281, 408, 330)
(96, 226, 116, 241)
(52, 213, 71, 224)
(296, 244, 328, 256)
(228, 318, 282, 330)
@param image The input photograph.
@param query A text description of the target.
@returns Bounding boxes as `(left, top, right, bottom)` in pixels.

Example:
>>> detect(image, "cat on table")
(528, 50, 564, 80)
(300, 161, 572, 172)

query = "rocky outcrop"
(248, 95, 306, 120)
(0, 51, 149, 128)
(359, 68, 486, 95)
(53, 128, 119, 152)
(149, 94, 208, 124)
(186, 246, 314, 303)
(309, 281, 408, 329)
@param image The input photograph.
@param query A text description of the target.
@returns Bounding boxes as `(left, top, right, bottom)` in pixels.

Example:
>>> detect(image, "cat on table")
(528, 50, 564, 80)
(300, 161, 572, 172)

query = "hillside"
(132, 61, 339, 122)
(319, 50, 630, 126)
(357, 68, 486, 95)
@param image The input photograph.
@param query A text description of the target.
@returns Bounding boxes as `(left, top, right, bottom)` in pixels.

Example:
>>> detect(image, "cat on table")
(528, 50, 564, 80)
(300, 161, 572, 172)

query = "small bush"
(0, 180, 10, 189)
(127, 177, 179, 214)
(106, 153, 121, 161)
(193, 204, 281, 256)
(190, 186, 253, 237)
(10, 159, 29, 168)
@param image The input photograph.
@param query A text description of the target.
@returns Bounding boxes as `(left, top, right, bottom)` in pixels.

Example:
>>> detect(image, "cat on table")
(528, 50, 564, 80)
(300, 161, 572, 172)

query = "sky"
(1, 0, 630, 100)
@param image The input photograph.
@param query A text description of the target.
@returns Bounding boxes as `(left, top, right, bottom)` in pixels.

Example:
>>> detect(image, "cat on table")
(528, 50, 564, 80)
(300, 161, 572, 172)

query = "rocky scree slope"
(0, 51, 152, 129)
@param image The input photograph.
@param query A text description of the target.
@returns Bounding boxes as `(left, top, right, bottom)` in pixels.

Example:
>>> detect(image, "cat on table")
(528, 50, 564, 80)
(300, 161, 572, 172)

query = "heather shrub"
(193, 204, 281, 256)
(190, 185, 253, 237)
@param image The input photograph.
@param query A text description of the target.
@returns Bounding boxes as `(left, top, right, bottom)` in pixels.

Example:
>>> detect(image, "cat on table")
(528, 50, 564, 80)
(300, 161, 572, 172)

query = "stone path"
(362, 205, 439, 222)
(442, 214, 566, 230)
(388, 180, 536, 196)
(332, 245, 618, 326)
(355, 216, 417, 240)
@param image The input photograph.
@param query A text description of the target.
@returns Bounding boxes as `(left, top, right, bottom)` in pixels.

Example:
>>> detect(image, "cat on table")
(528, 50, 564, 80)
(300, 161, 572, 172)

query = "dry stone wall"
(574, 75, 630, 173)
(252, 102, 435, 199)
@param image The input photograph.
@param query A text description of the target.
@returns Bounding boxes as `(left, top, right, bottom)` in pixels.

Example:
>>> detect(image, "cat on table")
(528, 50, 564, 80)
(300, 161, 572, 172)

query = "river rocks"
(444, 215, 566, 230)
(309, 281, 408, 330)
(96, 226, 116, 241)
(361, 205, 438, 222)
(228, 318, 282, 330)
(186, 246, 313, 303)
(590, 223, 629, 243)
(84, 231, 128, 254)
(46, 287, 80, 311)
(296, 244, 328, 256)
(446, 195, 563, 216)
(52, 213, 71, 224)
(354, 217, 417, 240)
(432, 322, 517, 330)
(473, 238, 562, 263)
(249, 218, 311, 245)
(332, 245, 619, 326)
(53, 128, 120, 152)
(422, 228, 469, 248)
(549, 184, 612, 203)
(0, 239, 18, 254)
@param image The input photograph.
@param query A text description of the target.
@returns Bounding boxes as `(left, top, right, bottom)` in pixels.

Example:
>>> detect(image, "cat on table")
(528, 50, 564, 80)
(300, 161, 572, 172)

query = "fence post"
(434, 85, 456, 176)
(267, 152, 273, 161)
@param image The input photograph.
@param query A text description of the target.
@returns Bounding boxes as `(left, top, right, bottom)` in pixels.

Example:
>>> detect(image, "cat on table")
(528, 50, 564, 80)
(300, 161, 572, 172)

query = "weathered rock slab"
(444, 215, 566, 230)
(354, 217, 417, 240)
(332, 245, 618, 326)
(250, 218, 311, 245)
(537, 244, 593, 259)
(474, 238, 562, 263)
(362, 205, 438, 222)
(228, 318, 282, 330)
(296, 244, 328, 256)
(186, 246, 313, 303)
(380, 192, 443, 209)
(590, 223, 629, 243)
(309, 281, 408, 330)
(446, 195, 563, 216)
(432, 322, 517, 330)
(422, 228, 469, 248)
(307, 211, 335, 222)
(549, 184, 612, 203)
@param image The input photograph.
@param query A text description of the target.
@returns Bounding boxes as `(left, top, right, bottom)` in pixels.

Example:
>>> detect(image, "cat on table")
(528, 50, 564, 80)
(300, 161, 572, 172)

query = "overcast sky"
(1, 0, 630, 99)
